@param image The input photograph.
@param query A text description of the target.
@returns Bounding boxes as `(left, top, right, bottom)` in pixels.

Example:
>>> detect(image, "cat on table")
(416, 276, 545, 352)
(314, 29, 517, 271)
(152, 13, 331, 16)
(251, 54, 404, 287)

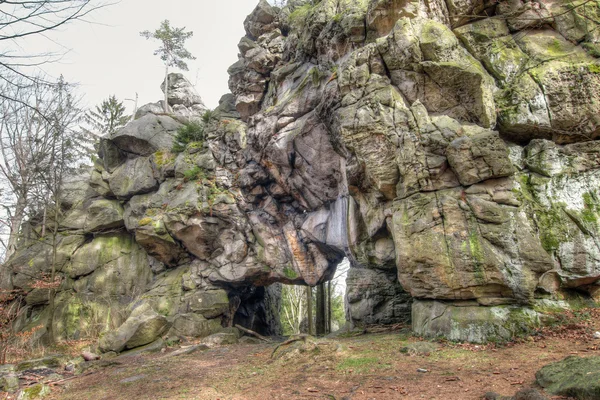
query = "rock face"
(3, 0, 600, 345)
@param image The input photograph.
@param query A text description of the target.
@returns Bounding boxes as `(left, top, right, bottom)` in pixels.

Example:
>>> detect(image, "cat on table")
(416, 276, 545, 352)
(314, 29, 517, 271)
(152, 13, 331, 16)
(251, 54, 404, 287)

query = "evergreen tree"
(83, 95, 129, 136)
(140, 20, 196, 113)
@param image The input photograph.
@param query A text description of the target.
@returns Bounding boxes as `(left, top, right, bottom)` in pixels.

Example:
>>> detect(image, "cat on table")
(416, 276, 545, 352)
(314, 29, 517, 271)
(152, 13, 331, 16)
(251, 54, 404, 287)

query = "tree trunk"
(327, 281, 332, 333)
(306, 286, 313, 336)
(316, 283, 326, 336)
(163, 65, 170, 113)
(5, 194, 26, 261)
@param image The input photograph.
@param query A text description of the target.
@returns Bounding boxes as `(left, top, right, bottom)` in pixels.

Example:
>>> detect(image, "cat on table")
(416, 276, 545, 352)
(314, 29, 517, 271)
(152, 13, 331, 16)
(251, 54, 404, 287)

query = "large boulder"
(345, 267, 411, 327)
(110, 114, 182, 156)
(108, 157, 158, 199)
(98, 305, 170, 353)
(161, 73, 206, 108)
(412, 300, 543, 343)
(536, 356, 600, 399)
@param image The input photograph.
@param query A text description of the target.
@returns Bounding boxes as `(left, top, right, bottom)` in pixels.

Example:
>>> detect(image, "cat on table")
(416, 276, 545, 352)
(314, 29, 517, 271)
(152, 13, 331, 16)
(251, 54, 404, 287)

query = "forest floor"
(30, 307, 600, 400)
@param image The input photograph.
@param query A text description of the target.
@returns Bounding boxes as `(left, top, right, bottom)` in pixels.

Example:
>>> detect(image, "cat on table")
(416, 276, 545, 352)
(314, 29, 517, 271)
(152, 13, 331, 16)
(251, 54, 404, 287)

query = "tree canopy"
(83, 95, 130, 137)
(140, 20, 196, 113)
(140, 20, 196, 71)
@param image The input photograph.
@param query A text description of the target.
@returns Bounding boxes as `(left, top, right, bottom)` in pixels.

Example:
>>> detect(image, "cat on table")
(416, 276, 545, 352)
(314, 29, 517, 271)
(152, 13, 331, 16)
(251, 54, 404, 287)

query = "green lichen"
(468, 230, 486, 284)
(582, 42, 600, 58)
(309, 67, 322, 86)
(21, 383, 50, 399)
(153, 150, 175, 168)
(548, 38, 564, 56)
(536, 205, 570, 253)
(283, 266, 298, 280)
(138, 217, 152, 226)
(581, 192, 600, 225)
(588, 63, 600, 74)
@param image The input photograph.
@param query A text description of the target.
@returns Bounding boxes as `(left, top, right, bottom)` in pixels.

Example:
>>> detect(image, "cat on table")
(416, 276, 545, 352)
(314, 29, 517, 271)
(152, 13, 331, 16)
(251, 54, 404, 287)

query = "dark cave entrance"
(229, 258, 351, 337)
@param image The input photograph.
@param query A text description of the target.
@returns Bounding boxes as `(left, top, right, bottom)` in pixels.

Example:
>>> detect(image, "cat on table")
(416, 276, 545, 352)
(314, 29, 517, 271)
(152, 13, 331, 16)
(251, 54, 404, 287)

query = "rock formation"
(3, 0, 600, 346)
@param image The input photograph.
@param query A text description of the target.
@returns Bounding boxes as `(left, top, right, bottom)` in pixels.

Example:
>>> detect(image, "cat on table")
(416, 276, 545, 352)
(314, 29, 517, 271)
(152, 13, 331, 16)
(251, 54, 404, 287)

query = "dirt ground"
(27, 308, 600, 400)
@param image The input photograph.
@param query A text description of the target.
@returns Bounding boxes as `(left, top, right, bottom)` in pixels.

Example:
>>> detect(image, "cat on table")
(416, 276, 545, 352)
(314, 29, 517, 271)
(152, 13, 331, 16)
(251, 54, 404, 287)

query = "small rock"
(17, 383, 51, 399)
(594, 331, 600, 339)
(16, 355, 63, 372)
(117, 338, 165, 358)
(201, 332, 239, 347)
(239, 336, 262, 344)
(513, 387, 548, 400)
(81, 351, 100, 361)
(165, 344, 210, 357)
(416, 368, 428, 373)
(0, 365, 19, 393)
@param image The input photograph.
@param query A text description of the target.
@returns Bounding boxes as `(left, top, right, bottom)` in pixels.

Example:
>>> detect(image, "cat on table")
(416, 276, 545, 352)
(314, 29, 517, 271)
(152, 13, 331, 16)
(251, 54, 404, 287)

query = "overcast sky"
(19, 0, 263, 112)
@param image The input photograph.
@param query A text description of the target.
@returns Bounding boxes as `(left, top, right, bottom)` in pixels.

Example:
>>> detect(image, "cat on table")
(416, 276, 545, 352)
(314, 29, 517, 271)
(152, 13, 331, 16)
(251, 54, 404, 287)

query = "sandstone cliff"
(3, 0, 600, 347)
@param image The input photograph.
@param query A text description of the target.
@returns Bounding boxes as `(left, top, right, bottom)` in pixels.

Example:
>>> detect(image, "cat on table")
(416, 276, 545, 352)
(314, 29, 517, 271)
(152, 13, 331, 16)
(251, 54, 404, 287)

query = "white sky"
(17, 0, 263, 112)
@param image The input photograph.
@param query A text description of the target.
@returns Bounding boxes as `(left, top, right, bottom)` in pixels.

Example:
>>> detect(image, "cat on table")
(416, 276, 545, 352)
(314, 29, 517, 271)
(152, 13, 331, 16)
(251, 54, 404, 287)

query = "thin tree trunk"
(132, 92, 138, 121)
(163, 65, 169, 113)
(306, 286, 313, 336)
(41, 201, 47, 237)
(5, 194, 26, 261)
(327, 281, 332, 333)
(316, 283, 326, 336)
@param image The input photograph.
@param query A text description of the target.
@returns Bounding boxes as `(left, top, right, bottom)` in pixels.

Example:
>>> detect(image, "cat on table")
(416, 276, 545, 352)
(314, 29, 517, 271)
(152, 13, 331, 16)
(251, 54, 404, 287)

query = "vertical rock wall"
(4, 0, 600, 345)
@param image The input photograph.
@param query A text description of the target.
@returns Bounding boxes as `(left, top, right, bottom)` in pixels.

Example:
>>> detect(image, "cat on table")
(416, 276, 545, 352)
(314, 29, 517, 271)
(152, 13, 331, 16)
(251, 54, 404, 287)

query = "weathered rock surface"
(412, 300, 543, 343)
(161, 73, 207, 109)
(536, 356, 600, 399)
(98, 304, 170, 353)
(3, 0, 600, 347)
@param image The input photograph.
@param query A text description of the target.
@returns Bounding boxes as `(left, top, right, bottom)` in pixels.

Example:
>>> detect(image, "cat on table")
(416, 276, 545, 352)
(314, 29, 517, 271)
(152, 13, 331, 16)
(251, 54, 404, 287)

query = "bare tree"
(0, 75, 85, 265)
(280, 285, 305, 334)
(0, 0, 110, 106)
(0, 78, 59, 260)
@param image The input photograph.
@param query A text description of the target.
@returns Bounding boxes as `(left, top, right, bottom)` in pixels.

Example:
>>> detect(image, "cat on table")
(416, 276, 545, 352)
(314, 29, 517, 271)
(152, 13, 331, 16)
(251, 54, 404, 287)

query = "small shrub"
(172, 121, 205, 153)
(183, 166, 204, 181)
(201, 109, 215, 124)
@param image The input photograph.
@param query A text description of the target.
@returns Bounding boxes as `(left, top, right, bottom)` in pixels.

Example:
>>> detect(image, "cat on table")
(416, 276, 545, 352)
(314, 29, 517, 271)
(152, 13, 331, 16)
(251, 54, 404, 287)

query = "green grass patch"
(336, 357, 380, 372)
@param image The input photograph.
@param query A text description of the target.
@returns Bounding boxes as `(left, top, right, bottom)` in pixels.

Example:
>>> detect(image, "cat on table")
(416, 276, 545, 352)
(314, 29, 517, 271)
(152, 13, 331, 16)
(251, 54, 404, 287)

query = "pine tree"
(140, 20, 196, 113)
(83, 95, 129, 137)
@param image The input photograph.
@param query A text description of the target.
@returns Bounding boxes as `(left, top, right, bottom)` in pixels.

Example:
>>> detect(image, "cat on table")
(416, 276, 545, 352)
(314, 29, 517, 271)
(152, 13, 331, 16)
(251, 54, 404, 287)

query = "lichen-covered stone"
(4, 0, 600, 348)
(110, 114, 182, 156)
(169, 313, 223, 338)
(98, 305, 170, 353)
(536, 356, 600, 398)
(17, 383, 51, 400)
(412, 300, 542, 343)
